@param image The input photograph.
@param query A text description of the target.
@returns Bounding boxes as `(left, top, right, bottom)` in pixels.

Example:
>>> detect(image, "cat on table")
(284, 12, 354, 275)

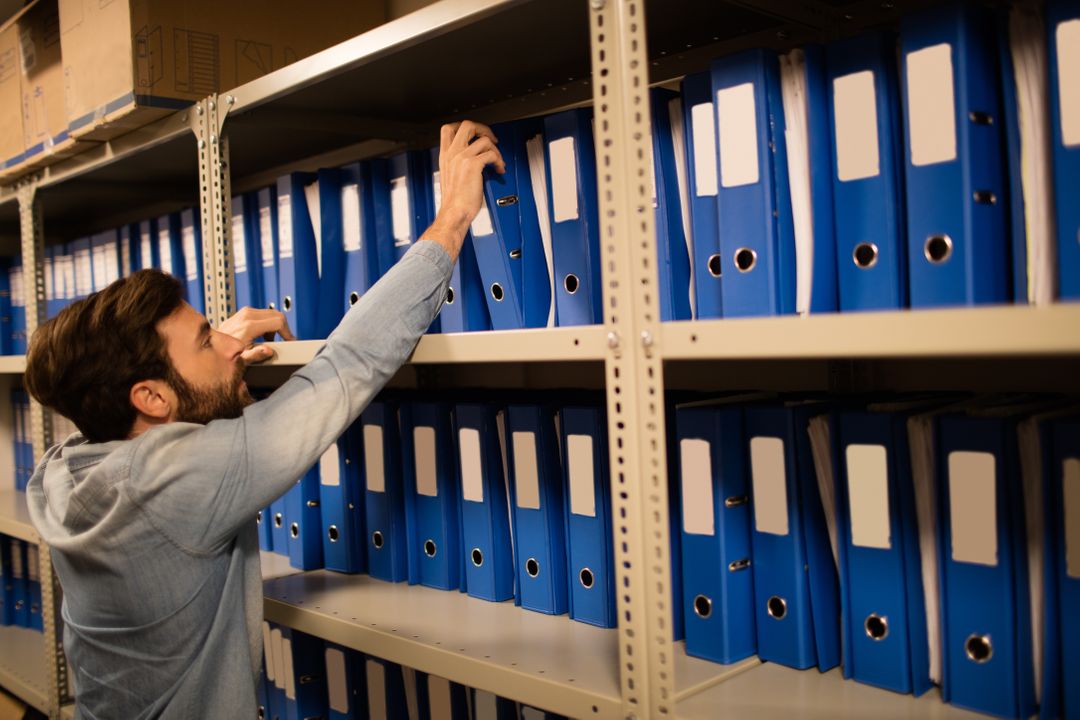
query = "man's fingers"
(450, 120, 497, 155)
(241, 345, 275, 365)
(472, 148, 506, 174)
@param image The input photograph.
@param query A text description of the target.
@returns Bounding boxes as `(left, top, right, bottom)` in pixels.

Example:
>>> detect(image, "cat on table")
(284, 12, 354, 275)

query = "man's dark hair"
(25, 269, 185, 443)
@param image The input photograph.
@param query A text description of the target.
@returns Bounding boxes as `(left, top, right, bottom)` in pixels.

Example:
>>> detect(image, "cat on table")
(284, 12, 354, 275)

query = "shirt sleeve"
(123, 240, 453, 555)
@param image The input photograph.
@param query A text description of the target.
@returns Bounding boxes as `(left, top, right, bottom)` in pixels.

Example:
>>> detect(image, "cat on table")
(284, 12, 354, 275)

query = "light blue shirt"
(26, 241, 453, 719)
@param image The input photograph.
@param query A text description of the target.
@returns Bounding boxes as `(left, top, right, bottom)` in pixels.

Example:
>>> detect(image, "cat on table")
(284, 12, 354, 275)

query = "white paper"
(414, 426, 438, 497)
(907, 415, 942, 684)
(366, 660, 387, 720)
(832, 70, 881, 181)
(568, 434, 596, 517)
(320, 443, 340, 486)
(550, 136, 580, 222)
(1058, 20, 1080, 146)
(948, 451, 998, 566)
(690, 102, 719, 196)
(325, 647, 349, 713)
(427, 676, 452, 719)
(808, 415, 839, 567)
(716, 82, 760, 187)
(750, 436, 789, 535)
(342, 183, 363, 252)
(182, 223, 198, 281)
(680, 438, 714, 535)
(526, 133, 556, 327)
(282, 637, 296, 700)
(906, 43, 957, 166)
(459, 427, 484, 503)
(669, 97, 695, 318)
(1065, 458, 1080, 578)
(390, 176, 411, 246)
(431, 171, 443, 213)
(472, 195, 495, 237)
(513, 431, 541, 510)
(363, 424, 385, 493)
(259, 204, 274, 268)
(846, 444, 892, 549)
(261, 622, 275, 683)
(781, 49, 816, 316)
(277, 192, 294, 259)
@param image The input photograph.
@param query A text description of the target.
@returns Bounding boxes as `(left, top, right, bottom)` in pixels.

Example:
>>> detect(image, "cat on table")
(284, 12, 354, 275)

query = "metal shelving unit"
(0, 488, 37, 544)
(0, 626, 50, 715)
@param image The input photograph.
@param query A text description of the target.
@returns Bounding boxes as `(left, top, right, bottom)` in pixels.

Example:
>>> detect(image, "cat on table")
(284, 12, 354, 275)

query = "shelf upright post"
(17, 178, 71, 718)
(190, 94, 237, 327)
(588, 1, 676, 717)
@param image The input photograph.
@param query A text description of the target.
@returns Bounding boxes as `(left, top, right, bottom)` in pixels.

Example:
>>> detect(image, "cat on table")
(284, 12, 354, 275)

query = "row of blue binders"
(10, 389, 32, 492)
(259, 395, 619, 629)
(0, 535, 42, 633)
(674, 394, 1079, 719)
(259, 621, 564, 720)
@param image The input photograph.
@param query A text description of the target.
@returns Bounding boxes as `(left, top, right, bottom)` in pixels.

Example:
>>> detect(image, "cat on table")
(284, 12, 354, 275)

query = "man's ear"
(130, 379, 173, 421)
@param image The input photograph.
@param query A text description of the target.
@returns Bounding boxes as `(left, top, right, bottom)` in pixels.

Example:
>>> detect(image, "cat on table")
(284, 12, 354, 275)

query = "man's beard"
(168, 361, 254, 425)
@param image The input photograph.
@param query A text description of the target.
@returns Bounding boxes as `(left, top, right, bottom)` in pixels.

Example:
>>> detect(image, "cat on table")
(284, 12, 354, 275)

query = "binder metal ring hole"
(767, 596, 787, 620)
(372, 530, 384, 549)
(579, 568, 595, 589)
(424, 539, 437, 557)
(973, 190, 997, 205)
(853, 243, 879, 269)
(707, 254, 722, 278)
(349, 291, 360, 306)
(864, 614, 889, 641)
(728, 558, 751, 572)
(969, 111, 994, 125)
(282, 296, 293, 311)
(491, 283, 505, 302)
(965, 634, 993, 663)
(471, 548, 484, 567)
(733, 248, 757, 273)
(289, 522, 299, 539)
(924, 235, 953, 264)
(274, 512, 283, 528)
(526, 558, 540, 578)
(327, 525, 339, 543)
(693, 594, 712, 619)
(256, 510, 263, 524)
(497, 195, 519, 207)
(564, 273, 580, 294)
(509, 248, 522, 259)
(445, 287, 455, 305)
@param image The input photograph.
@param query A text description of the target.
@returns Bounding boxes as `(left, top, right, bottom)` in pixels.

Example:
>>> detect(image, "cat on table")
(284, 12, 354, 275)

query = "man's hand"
(218, 307, 295, 364)
(421, 121, 506, 262)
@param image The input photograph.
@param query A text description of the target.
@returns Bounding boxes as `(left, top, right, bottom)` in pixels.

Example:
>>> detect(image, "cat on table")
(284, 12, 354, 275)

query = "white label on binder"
(364, 425, 385, 493)
(140, 229, 152, 274)
(270, 628, 285, 690)
(1058, 20, 1080, 147)
(459, 427, 484, 503)
(261, 622, 275, 682)
(342, 183, 363, 252)
(414, 426, 438, 497)
(390, 175, 411, 246)
(648, 142, 659, 208)
(1065, 458, 1080, 578)
(845, 444, 891, 549)
(432, 170, 443, 213)
(277, 193, 294, 259)
(119, 234, 131, 277)
(474, 690, 499, 720)
(750, 436, 789, 535)
(521, 708, 545, 720)
(427, 676, 452, 719)
(282, 637, 296, 699)
(948, 451, 998, 566)
(92, 244, 106, 291)
(231, 208, 248, 273)
(833, 70, 881, 181)
(550, 136, 580, 222)
(158, 228, 173, 274)
(320, 443, 340, 486)
(906, 43, 957, 166)
(716, 82, 760, 188)
(567, 434, 596, 517)
(472, 195, 495, 237)
(182, 224, 197, 280)
(512, 431, 541, 510)
(259, 204, 274, 267)
(326, 647, 349, 713)
(366, 660, 387, 720)
(680, 438, 715, 535)
(690, 102, 719, 196)
(27, 545, 38, 581)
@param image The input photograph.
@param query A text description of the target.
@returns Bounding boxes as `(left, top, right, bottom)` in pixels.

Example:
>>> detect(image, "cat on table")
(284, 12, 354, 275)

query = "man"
(24, 121, 505, 719)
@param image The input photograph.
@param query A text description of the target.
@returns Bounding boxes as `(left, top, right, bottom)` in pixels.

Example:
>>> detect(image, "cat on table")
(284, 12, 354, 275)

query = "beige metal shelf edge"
(0, 625, 50, 715)
(0, 355, 25, 374)
(260, 326, 606, 367)
(663, 304, 1080, 360)
(0, 488, 37, 543)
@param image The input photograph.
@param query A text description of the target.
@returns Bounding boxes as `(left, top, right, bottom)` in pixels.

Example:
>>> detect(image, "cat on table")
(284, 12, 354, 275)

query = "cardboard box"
(0, 6, 27, 178)
(19, 0, 80, 168)
(59, 0, 388, 141)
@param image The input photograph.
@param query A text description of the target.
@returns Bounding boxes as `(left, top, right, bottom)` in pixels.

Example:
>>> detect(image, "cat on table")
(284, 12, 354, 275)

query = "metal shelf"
(259, 551, 304, 581)
(0, 489, 37, 543)
(0, 625, 49, 715)
(0, 356, 25, 374)
(662, 305, 1080, 361)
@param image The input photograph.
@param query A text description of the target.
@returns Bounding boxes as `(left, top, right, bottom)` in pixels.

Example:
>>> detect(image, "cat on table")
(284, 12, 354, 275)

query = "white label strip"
(845, 444, 892, 549)
(512, 431, 541, 510)
(261, 622, 275, 683)
(432, 170, 443, 213)
(1058, 20, 1080, 147)
(750, 436, 789, 536)
(325, 647, 349, 714)
(366, 660, 387, 720)
(182, 223, 197, 281)
(390, 176, 411, 246)
(320, 443, 341, 487)
(277, 192, 294, 259)
(140, 226, 153, 270)
(259, 204, 274, 267)
(270, 628, 285, 690)
(342, 183, 363, 252)
(833, 70, 881, 181)
(459, 427, 484, 503)
(690, 102, 719, 196)
(364, 424, 385, 493)
(906, 43, 958, 166)
(472, 195, 495, 237)
(717, 82, 760, 188)
(231, 205, 248, 273)
(948, 451, 998, 566)
(1065, 458, 1080, 578)
(414, 426, 438, 497)
(680, 438, 715, 535)
(567, 433, 596, 517)
(427, 676, 452, 719)
(282, 638, 296, 700)
(550, 136, 580, 223)
(158, 228, 173, 274)
(474, 690, 499, 720)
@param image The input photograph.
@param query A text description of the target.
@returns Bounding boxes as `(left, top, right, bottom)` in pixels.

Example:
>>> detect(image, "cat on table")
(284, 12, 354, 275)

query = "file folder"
(320, 425, 366, 574)
(0, 261, 10, 356)
(118, 224, 138, 278)
(711, 49, 797, 317)
(470, 689, 518, 720)
(179, 208, 204, 314)
(901, 3, 1009, 308)
(365, 656, 408, 720)
(279, 626, 329, 720)
(256, 655, 271, 720)
(156, 213, 184, 282)
(676, 404, 756, 664)
(519, 706, 567, 720)
(257, 506, 273, 553)
(137, 219, 158, 271)
(651, 88, 694, 321)
(1047, 0, 1080, 300)
(315, 168, 347, 337)
(10, 539, 27, 628)
(401, 401, 462, 590)
(269, 494, 289, 557)
(680, 71, 723, 319)
(230, 194, 258, 311)
(26, 543, 41, 632)
(362, 400, 409, 583)
(257, 186, 281, 311)
(324, 641, 366, 720)
(827, 32, 907, 311)
(544, 108, 603, 326)
(69, 237, 93, 301)
(276, 173, 321, 339)
(0, 537, 13, 626)
(1050, 417, 1080, 718)
(54, 250, 74, 313)
(387, 151, 435, 265)
(337, 161, 384, 316)
(417, 673, 469, 720)
(456, 403, 515, 602)
(90, 230, 121, 293)
(9, 259, 24, 355)
(267, 623, 287, 720)
(561, 404, 616, 628)
(285, 466, 324, 570)
(44, 246, 62, 319)
(506, 404, 568, 615)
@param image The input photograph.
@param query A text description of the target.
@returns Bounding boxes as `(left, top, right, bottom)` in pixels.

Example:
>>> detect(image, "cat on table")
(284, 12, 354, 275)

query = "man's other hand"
(218, 307, 295, 364)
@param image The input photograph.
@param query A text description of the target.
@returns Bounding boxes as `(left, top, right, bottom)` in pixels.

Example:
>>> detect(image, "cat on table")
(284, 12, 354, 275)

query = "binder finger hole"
(349, 291, 360, 306)
(471, 548, 484, 567)
(924, 235, 953, 264)
(525, 558, 540, 578)
(707, 254, 722, 278)
(258, 706, 265, 720)
(491, 283, 505, 302)
(289, 522, 299, 539)
(372, 530, 385, 549)
(693, 594, 712, 619)
(424, 539, 437, 557)
(445, 287, 456, 305)
(282, 296, 293, 311)
(864, 614, 888, 641)
(327, 525, 339, 543)
(268, 302, 276, 310)
(274, 512, 283, 528)
(256, 510, 263, 525)
(965, 634, 993, 663)
(733, 248, 757, 273)
(564, 273, 580, 294)
(767, 596, 787, 620)
(853, 243, 879, 269)
(579, 568, 595, 589)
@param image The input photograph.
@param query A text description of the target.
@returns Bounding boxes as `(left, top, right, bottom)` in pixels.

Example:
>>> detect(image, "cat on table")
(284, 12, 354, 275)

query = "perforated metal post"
(588, 1, 676, 717)
(17, 180, 70, 717)
(190, 94, 237, 327)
